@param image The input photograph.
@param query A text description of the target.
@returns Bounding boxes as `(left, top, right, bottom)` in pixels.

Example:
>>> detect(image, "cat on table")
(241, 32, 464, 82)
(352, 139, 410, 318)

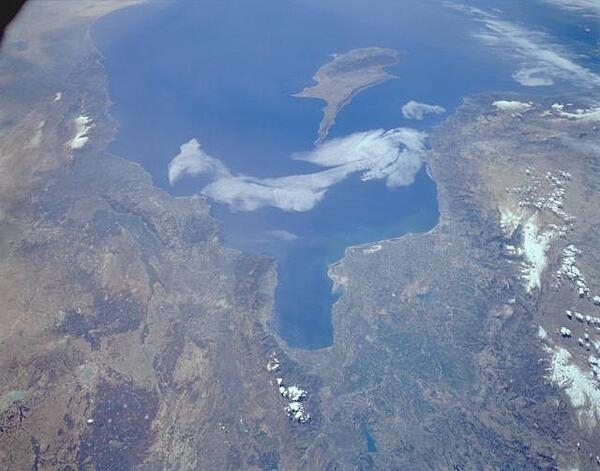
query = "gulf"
(92, 0, 535, 349)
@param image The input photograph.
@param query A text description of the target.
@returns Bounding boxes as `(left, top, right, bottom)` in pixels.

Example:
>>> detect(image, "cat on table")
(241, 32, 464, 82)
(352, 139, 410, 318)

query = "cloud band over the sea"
(168, 128, 426, 212)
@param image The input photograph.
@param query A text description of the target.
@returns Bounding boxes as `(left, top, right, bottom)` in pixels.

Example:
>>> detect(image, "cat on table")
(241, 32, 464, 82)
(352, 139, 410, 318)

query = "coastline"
(89, 3, 440, 350)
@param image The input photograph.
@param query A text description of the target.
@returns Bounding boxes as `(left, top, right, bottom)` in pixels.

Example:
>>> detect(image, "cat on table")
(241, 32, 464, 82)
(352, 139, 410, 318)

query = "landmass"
(296, 94, 600, 468)
(0, 2, 319, 469)
(2, 1, 600, 469)
(293, 47, 398, 145)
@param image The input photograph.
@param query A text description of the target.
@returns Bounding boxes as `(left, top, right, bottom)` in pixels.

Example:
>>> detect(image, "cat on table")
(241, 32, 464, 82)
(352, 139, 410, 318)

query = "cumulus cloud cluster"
(492, 100, 533, 112)
(455, 4, 600, 88)
(548, 103, 600, 121)
(401, 100, 446, 120)
(168, 128, 426, 212)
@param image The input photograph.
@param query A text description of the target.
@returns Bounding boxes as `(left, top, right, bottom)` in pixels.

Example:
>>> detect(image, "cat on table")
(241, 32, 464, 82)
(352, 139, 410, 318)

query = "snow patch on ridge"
(499, 206, 523, 236)
(25, 121, 44, 149)
(69, 115, 92, 150)
(520, 215, 554, 292)
(546, 345, 600, 429)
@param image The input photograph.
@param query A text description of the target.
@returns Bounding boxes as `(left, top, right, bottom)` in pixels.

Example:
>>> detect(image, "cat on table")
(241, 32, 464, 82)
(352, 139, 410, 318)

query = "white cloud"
(201, 167, 345, 212)
(462, 5, 600, 88)
(546, 103, 600, 121)
(168, 138, 227, 185)
(512, 68, 554, 86)
(262, 230, 299, 242)
(443, 3, 495, 18)
(169, 128, 425, 212)
(401, 100, 446, 120)
(492, 100, 533, 112)
(542, 0, 600, 17)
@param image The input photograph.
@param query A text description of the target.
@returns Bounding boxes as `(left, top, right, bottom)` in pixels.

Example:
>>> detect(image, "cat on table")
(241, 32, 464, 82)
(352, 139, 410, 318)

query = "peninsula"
(293, 47, 398, 144)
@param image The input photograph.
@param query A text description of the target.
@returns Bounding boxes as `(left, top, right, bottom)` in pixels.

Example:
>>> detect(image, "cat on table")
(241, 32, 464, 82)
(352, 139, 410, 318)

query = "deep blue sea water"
(92, 0, 596, 349)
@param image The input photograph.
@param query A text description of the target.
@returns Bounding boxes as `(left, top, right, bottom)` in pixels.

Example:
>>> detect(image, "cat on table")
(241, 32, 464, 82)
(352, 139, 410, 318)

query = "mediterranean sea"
(92, 0, 589, 348)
